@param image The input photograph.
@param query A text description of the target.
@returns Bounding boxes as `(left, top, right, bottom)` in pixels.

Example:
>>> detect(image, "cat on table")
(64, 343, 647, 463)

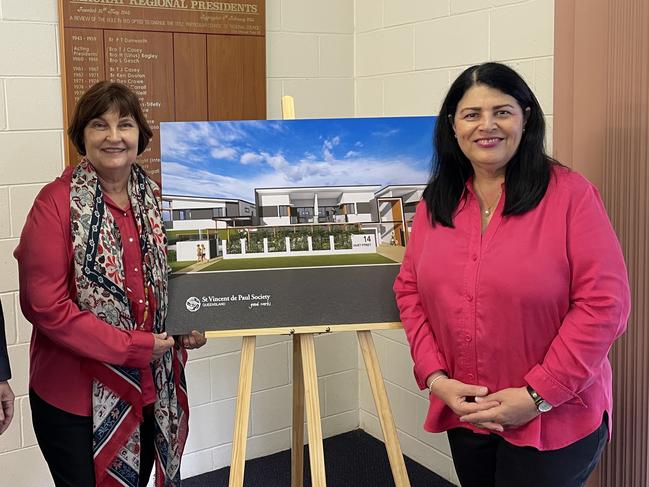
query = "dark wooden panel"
(105, 30, 175, 184)
(173, 33, 208, 121)
(207, 35, 266, 121)
(61, 0, 264, 36)
(58, 0, 267, 189)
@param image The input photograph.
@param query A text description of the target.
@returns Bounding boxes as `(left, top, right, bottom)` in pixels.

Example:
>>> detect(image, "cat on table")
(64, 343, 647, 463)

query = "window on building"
(213, 207, 225, 218)
(296, 207, 314, 223)
(226, 202, 239, 217)
(162, 210, 172, 221)
(260, 206, 279, 218)
(279, 205, 290, 217)
(356, 202, 371, 214)
(318, 206, 338, 222)
(189, 209, 213, 220)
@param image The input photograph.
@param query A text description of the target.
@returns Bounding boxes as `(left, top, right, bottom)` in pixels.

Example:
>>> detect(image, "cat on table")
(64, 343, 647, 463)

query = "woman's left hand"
(176, 330, 207, 350)
(459, 386, 539, 429)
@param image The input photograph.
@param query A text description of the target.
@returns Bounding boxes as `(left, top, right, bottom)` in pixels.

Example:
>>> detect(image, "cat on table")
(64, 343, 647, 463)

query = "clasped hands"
(427, 373, 539, 433)
(151, 330, 207, 361)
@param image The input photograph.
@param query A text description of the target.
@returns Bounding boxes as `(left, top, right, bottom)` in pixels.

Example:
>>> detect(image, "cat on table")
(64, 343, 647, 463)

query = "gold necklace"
(474, 184, 502, 217)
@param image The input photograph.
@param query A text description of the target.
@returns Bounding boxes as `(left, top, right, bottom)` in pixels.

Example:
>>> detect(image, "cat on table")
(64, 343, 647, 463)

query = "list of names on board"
(104, 31, 174, 180)
(60, 0, 266, 184)
(66, 29, 105, 100)
(63, 29, 173, 181)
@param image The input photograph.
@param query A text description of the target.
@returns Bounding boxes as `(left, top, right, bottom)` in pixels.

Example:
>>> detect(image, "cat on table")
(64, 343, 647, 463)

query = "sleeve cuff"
(414, 353, 447, 390)
(525, 364, 586, 408)
(125, 331, 154, 368)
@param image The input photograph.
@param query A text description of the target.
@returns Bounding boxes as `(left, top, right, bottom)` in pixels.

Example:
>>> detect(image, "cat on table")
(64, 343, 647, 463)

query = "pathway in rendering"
(376, 244, 406, 263)
(174, 257, 223, 274)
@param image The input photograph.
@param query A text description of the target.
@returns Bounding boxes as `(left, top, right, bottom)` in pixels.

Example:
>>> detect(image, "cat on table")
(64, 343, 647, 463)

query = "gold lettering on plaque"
(71, 0, 259, 12)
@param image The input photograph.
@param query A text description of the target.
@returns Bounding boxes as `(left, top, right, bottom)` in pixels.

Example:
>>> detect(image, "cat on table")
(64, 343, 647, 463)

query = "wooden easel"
(205, 323, 411, 487)
(209, 97, 411, 487)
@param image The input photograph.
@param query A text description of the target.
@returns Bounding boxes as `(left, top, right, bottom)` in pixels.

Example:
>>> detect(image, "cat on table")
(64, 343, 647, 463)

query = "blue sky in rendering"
(160, 116, 436, 202)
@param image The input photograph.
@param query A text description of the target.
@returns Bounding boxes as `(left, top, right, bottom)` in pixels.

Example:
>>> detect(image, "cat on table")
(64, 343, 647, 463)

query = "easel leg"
(228, 335, 256, 487)
(357, 330, 411, 487)
(292, 335, 305, 487)
(300, 333, 327, 486)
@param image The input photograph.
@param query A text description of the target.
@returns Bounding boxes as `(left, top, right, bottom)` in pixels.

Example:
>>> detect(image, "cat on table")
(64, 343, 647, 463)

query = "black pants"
(447, 415, 608, 487)
(30, 390, 155, 487)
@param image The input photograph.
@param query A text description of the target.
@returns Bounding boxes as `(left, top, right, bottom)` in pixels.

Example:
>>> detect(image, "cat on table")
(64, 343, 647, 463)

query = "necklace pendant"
(484, 209, 491, 216)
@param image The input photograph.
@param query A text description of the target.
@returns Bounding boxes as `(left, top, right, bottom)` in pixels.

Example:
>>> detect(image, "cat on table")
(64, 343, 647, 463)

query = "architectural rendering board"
(160, 116, 436, 333)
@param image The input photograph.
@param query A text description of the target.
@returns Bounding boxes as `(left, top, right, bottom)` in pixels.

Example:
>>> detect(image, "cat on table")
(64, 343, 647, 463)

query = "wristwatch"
(526, 385, 553, 413)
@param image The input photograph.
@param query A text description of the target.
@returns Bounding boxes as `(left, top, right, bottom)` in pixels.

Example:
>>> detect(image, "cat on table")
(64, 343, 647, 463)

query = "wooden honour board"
(59, 0, 267, 185)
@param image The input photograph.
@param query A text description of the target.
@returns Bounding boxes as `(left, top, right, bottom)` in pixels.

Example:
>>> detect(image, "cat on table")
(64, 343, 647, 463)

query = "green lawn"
(169, 260, 194, 272)
(200, 253, 397, 271)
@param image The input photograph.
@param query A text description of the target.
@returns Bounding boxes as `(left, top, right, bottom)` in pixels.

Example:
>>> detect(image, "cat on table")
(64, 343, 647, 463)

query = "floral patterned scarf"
(70, 159, 188, 486)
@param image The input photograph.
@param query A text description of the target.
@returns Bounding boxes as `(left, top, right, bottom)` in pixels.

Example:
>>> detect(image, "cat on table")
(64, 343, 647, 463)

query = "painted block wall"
(0, 0, 64, 484)
(354, 0, 554, 484)
(266, 0, 355, 119)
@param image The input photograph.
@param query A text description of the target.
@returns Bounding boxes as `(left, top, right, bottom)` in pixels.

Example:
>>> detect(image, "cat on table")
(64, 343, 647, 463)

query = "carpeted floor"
(183, 429, 455, 486)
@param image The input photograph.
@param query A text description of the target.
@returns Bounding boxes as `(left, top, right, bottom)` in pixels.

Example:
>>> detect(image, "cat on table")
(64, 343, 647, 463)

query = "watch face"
(538, 401, 553, 413)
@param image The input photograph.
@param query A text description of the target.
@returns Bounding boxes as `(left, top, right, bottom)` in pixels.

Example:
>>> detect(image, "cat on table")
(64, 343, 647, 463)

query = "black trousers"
(447, 415, 608, 487)
(30, 390, 155, 487)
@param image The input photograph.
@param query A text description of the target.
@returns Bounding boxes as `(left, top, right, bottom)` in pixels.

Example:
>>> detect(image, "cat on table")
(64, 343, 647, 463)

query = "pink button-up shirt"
(394, 166, 630, 450)
(14, 166, 156, 416)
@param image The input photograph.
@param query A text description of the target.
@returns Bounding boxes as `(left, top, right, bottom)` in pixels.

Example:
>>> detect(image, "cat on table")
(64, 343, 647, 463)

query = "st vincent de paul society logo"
(186, 296, 201, 313)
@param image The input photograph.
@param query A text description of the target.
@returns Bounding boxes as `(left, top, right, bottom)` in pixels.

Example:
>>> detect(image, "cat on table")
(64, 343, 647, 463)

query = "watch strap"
(526, 385, 552, 412)
(526, 385, 543, 406)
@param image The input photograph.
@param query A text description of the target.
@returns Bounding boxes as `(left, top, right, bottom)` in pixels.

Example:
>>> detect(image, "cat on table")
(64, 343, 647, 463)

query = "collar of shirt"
(103, 192, 132, 215)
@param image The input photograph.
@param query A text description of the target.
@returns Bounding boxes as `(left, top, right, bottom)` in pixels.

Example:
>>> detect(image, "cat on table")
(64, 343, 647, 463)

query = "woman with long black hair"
(394, 62, 630, 486)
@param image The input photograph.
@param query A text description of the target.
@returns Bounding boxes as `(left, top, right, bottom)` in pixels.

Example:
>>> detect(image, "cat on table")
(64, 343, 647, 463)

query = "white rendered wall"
(170, 219, 217, 231)
(169, 199, 227, 210)
(354, 1, 554, 485)
(176, 240, 211, 262)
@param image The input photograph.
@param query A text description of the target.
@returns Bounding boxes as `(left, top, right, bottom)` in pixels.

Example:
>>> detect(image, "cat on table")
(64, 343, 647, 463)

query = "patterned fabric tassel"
(70, 160, 188, 486)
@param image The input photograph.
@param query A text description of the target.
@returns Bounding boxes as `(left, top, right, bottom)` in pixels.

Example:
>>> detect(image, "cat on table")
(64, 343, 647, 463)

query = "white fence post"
(222, 240, 228, 257)
(285, 236, 291, 253)
(240, 238, 247, 255)
(307, 236, 313, 252)
(329, 235, 335, 250)
(263, 237, 269, 254)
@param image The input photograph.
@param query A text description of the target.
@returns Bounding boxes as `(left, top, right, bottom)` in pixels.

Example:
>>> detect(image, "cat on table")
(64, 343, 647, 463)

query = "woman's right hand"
(151, 332, 175, 361)
(427, 375, 504, 432)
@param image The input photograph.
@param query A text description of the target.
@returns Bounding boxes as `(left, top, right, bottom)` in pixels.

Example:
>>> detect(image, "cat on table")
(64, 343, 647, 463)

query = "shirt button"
(466, 294, 473, 302)
(472, 254, 478, 261)
(139, 299, 144, 304)
(465, 336, 472, 342)
(129, 237, 134, 243)
(468, 374, 475, 380)
(134, 267, 138, 272)
(123, 212, 127, 217)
